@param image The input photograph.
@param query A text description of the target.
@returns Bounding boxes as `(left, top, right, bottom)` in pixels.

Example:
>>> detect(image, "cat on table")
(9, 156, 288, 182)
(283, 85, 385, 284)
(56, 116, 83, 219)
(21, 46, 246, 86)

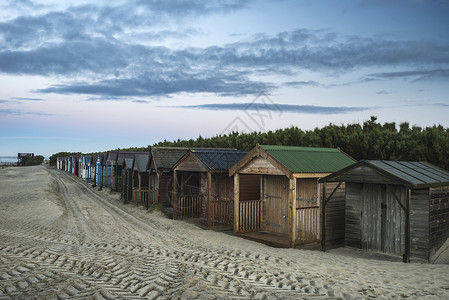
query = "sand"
(1, 165, 449, 299)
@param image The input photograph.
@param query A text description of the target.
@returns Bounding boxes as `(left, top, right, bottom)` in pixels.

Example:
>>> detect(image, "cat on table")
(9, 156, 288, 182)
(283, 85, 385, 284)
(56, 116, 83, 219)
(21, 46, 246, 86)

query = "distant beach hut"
(147, 147, 189, 208)
(132, 153, 151, 206)
(114, 151, 148, 193)
(229, 144, 355, 248)
(173, 149, 248, 227)
(320, 160, 449, 262)
(105, 151, 119, 189)
(95, 154, 106, 188)
(121, 157, 134, 203)
(71, 156, 79, 177)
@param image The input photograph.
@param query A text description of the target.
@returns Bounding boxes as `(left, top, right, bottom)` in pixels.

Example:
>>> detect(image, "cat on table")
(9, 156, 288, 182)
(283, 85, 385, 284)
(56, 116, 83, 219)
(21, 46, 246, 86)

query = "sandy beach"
(1, 165, 449, 299)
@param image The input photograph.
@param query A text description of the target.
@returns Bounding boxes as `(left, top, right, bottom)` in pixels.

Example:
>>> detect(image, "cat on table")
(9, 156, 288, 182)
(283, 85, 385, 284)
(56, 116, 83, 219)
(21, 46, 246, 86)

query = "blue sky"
(1, 0, 448, 157)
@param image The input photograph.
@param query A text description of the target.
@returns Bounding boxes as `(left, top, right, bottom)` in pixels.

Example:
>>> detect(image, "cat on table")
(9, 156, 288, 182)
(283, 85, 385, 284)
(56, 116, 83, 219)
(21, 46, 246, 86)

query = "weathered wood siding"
(264, 176, 289, 234)
(211, 174, 234, 224)
(324, 182, 346, 246)
(176, 154, 208, 172)
(345, 183, 363, 248)
(410, 188, 430, 260)
(158, 173, 173, 207)
(429, 187, 449, 258)
(239, 157, 284, 175)
(239, 175, 260, 201)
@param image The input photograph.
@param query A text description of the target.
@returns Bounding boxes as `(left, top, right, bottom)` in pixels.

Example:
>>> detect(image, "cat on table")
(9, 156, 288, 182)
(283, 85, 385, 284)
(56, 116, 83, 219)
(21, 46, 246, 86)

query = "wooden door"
(296, 179, 320, 243)
(361, 184, 406, 255)
(264, 176, 289, 234)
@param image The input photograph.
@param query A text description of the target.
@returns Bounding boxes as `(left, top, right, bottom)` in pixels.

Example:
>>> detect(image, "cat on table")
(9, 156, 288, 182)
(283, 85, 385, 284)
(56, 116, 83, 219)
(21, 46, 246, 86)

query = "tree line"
(154, 116, 449, 170)
(50, 117, 449, 171)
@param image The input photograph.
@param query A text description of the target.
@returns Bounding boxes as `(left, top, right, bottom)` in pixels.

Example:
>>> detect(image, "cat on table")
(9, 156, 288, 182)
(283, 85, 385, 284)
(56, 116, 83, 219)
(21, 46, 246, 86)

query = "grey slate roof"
(150, 147, 189, 170)
(191, 149, 248, 171)
(106, 151, 119, 162)
(367, 160, 449, 186)
(134, 154, 149, 172)
(321, 160, 449, 188)
(117, 151, 148, 165)
(124, 158, 134, 170)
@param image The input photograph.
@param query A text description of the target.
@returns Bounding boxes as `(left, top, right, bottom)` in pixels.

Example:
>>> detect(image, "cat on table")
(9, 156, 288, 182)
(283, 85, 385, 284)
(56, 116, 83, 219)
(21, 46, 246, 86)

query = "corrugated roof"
(365, 160, 449, 187)
(151, 147, 189, 170)
(261, 145, 355, 173)
(134, 154, 149, 172)
(192, 149, 248, 171)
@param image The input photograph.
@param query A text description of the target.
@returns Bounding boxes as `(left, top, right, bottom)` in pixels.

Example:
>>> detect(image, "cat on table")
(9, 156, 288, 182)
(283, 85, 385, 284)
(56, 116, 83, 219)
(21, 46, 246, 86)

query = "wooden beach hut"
(105, 151, 118, 189)
(147, 147, 189, 207)
(229, 144, 355, 248)
(121, 157, 134, 203)
(173, 149, 248, 227)
(95, 154, 106, 189)
(114, 151, 147, 193)
(132, 153, 151, 207)
(319, 160, 449, 262)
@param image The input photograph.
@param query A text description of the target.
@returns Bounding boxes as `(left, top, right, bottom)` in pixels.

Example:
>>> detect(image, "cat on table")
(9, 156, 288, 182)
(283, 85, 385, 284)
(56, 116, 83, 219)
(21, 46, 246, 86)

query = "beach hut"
(121, 157, 134, 203)
(132, 153, 151, 206)
(229, 144, 355, 248)
(79, 155, 92, 181)
(57, 157, 63, 170)
(319, 160, 449, 262)
(72, 156, 79, 177)
(114, 151, 149, 193)
(173, 149, 248, 227)
(105, 151, 119, 189)
(147, 147, 189, 207)
(95, 154, 106, 188)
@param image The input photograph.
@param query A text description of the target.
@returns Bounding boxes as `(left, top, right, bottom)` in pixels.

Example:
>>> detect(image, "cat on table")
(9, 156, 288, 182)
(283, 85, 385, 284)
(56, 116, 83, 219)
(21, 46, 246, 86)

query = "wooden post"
(288, 178, 297, 248)
(321, 182, 326, 251)
(404, 188, 411, 263)
(207, 172, 212, 227)
(173, 170, 177, 220)
(260, 175, 265, 231)
(234, 173, 240, 233)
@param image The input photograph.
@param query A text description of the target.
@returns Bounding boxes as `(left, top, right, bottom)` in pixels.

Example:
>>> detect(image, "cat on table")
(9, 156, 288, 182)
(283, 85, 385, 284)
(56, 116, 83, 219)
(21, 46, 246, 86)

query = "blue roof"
(191, 149, 248, 171)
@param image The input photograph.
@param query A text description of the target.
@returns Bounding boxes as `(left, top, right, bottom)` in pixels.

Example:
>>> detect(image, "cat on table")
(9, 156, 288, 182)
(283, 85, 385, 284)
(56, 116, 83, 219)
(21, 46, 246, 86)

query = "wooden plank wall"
(211, 174, 234, 224)
(345, 183, 363, 248)
(158, 174, 172, 207)
(239, 175, 260, 201)
(429, 186, 449, 258)
(410, 188, 430, 260)
(324, 182, 346, 246)
(237, 175, 262, 232)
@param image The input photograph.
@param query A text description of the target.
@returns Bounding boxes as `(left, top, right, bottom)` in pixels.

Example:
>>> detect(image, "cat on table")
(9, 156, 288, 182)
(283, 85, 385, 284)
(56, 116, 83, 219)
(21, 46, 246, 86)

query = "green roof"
(261, 145, 355, 173)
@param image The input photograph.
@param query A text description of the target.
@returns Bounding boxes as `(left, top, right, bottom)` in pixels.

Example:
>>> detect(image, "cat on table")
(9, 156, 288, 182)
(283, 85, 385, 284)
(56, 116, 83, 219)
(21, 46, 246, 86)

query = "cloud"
(1, 1, 449, 100)
(376, 90, 390, 95)
(0, 109, 53, 116)
(433, 103, 449, 107)
(368, 69, 449, 82)
(11, 97, 45, 101)
(174, 103, 371, 115)
(36, 72, 274, 98)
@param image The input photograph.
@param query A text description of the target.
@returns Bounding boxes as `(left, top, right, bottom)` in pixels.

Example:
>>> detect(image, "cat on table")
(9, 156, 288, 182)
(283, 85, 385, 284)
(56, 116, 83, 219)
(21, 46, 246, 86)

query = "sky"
(1, 0, 449, 158)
